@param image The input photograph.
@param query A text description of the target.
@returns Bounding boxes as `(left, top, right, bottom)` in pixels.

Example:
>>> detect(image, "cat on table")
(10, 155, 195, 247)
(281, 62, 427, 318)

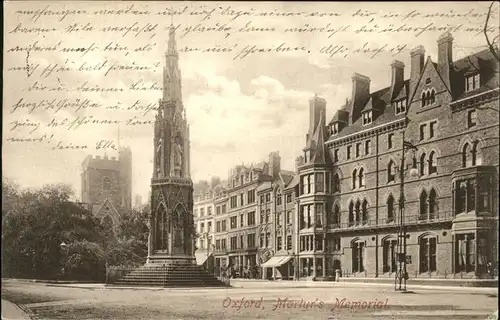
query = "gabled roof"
(284, 174, 299, 190)
(93, 198, 121, 226)
(450, 48, 499, 100)
(278, 170, 294, 186)
(328, 99, 350, 124)
(327, 85, 400, 141)
(253, 161, 267, 170)
(393, 82, 409, 100)
(326, 42, 499, 144)
(256, 181, 272, 193)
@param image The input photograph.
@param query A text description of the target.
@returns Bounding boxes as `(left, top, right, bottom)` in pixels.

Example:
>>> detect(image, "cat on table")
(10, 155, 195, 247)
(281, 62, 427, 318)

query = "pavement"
(2, 279, 498, 320)
(5, 278, 498, 295)
(1, 299, 32, 320)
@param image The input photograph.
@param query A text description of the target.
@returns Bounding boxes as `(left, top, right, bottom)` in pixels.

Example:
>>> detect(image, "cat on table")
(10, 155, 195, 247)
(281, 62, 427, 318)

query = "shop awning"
(195, 252, 212, 265)
(261, 256, 292, 268)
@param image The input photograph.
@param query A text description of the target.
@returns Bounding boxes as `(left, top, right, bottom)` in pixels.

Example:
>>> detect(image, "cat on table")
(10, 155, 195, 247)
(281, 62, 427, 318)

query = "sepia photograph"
(2, 1, 499, 319)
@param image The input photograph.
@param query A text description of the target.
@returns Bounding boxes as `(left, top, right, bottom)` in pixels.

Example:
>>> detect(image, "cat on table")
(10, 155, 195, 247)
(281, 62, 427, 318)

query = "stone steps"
(113, 263, 228, 287)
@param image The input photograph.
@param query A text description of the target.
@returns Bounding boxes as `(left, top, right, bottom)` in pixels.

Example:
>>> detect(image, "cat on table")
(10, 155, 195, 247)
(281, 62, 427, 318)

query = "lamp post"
(59, 241, 68, 281)
(395, 132, 418, 292)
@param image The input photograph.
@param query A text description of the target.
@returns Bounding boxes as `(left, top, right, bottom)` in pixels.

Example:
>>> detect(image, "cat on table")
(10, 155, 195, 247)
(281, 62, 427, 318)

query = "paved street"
(1, 279, 498, 320)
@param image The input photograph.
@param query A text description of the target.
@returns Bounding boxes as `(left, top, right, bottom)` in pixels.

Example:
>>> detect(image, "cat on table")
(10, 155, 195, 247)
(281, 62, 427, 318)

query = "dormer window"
(394, 99, 407, 115)
(331, 122, 339, 135)
(362, 111, 372, 125)
(465, 73, 480, 92)
(421, 89, 436, 107)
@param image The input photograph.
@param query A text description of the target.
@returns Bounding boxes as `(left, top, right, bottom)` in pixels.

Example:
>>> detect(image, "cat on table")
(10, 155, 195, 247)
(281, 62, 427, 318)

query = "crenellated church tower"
(148, 24, 195, 265)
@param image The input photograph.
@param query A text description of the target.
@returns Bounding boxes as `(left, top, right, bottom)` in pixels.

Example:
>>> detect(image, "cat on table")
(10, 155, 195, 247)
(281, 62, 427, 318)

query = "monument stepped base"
(146, 254, 196, 266)
(113, 261, 227, 287)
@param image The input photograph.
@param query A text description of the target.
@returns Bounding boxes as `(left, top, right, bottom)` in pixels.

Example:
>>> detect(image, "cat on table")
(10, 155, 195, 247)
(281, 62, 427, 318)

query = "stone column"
(168, 213, 173, 255)
(148, 233, 153, 257)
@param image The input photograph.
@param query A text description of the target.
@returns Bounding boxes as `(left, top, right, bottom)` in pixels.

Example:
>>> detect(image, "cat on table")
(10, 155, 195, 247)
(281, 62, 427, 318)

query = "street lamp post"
(395, 132, 418, 292)
(59, 242, 68, 281)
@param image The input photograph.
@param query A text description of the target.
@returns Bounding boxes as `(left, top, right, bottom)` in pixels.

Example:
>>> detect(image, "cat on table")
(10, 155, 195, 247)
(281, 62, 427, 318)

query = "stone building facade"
(193, 153, 297, 279)
(192, 32, 498, 282)
(193, 179, 222, 267)
(81, 147, 132, 229)
(322, 32, 498, 279)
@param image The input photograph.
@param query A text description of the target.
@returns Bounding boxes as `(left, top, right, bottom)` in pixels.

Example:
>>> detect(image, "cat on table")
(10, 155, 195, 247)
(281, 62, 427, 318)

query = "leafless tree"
(484, 1, 500, 63)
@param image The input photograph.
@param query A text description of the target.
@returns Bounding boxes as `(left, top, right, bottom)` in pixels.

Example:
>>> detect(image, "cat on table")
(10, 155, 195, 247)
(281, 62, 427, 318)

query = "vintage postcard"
(2, 1, 499, 319)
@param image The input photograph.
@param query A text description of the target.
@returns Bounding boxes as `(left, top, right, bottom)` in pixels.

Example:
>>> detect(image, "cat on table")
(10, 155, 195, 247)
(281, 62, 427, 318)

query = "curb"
(1, 299, 37, 320)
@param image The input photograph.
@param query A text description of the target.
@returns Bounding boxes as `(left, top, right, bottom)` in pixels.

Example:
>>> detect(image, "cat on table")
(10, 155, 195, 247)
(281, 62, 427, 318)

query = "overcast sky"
(3, 1, 498, 202)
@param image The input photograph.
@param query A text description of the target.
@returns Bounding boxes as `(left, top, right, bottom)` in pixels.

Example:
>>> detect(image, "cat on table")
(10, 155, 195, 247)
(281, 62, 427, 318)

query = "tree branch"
(484, 1, 500, 63)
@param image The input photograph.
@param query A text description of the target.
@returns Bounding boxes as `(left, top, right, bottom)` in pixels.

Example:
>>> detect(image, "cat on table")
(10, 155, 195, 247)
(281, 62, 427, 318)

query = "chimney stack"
(390, 60, 405, 99)
(211, 176, 221, 188)
(268, 151, 281, 179)
(350, 73, 371, 124)
(308, 95, 327, 137)
(410, 46, 425, 97)
(437, 32, 453, 89)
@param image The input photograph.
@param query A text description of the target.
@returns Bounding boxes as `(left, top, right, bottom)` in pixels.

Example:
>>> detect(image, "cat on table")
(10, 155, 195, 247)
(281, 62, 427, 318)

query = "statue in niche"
(174, 136, 183, 167)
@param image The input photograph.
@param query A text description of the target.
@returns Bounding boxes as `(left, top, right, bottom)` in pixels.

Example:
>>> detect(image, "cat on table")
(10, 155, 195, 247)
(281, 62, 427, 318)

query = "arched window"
(428, 151, 437, 174)
(102, 177, 111, 192)
(355, 200, 361, 225)
(420, 153, 427, 176)
(472, 141, 482, 166)
(362, 199, 368, 224)
(387, 195, 395, 223)
(276, 188, 282, 206)
(387, 160, 396, 183)
(420, 191, 428, 219)
(348, 202, 354, 226)
(358, 168, 365, 187)
(333, 173, 340, 193)
(352, 169, 357, 189)
(102, 215, 113, 230)
(462, 143, 471, 167)
(333, 203, 340, 227)
(422, 89, 436, 107)
(429, 189, 438, 219)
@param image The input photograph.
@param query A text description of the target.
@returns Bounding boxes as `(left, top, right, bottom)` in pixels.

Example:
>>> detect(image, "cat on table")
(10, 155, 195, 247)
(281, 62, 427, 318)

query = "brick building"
(193, 153, 297, 279)
(295, 96, 340, 280)
(81, 147, 132, 229)
(193, 177, 222, 268)
(192, 32, 498, 282)
(321, 32, 499, 280)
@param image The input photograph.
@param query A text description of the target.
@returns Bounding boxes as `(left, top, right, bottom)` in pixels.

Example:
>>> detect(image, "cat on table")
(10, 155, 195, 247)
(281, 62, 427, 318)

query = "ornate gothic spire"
(168, 24, 177, 56)
(163, 24, 182, 104)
